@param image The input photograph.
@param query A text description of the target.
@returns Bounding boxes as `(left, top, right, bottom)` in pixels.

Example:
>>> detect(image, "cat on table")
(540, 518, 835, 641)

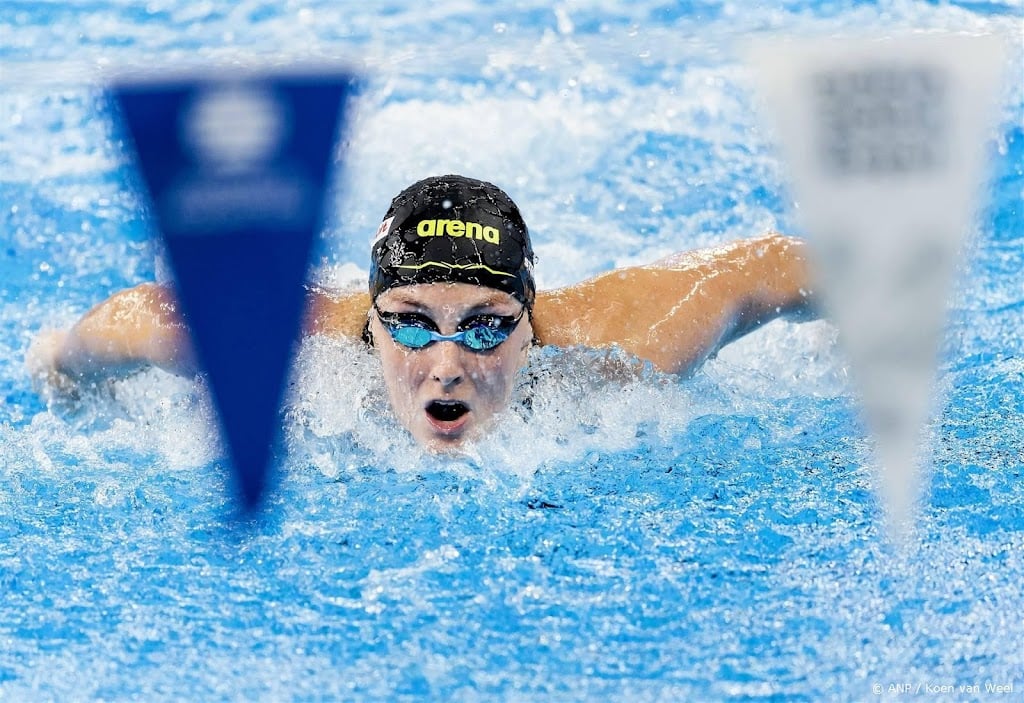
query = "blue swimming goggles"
(374, 303, 526, 352)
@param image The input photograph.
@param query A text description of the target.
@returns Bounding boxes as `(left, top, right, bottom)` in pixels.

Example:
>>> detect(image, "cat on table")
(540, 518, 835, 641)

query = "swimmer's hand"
(26, 328, 83, 402)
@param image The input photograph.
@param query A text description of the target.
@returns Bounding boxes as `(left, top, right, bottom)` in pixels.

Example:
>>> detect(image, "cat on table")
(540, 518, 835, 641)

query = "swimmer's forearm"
(620, 233, 819, 372)
(37, 282, 367, 390)
(53, 283, 197, 380)
(649, 233, 818, 371)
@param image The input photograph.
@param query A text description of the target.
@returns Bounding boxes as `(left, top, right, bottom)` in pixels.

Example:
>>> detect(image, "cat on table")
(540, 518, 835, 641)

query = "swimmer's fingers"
(26, 329, 67, 384)
(25, 329, 82, 403)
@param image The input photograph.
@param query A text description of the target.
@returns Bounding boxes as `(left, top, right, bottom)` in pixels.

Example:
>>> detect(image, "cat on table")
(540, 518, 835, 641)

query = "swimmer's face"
(370, 282, 533, 451)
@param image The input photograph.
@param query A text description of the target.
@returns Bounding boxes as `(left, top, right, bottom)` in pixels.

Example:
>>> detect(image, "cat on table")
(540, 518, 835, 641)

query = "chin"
(424, 437, 468, 453)
(413, 420, 479, 453)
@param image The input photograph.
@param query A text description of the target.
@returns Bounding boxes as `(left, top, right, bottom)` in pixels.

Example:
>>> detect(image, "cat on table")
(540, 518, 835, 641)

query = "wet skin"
(368, 282, 533, 451)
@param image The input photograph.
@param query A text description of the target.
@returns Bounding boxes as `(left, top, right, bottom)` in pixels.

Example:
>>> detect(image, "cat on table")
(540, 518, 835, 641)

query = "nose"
(429, 340, 466, 388)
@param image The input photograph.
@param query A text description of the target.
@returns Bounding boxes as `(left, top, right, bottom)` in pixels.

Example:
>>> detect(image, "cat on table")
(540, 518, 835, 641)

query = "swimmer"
(27, 174, 817, 449)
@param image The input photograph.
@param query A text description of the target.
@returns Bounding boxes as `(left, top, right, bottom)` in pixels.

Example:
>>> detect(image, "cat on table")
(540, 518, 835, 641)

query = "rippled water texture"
(2, 1, 1022, 700)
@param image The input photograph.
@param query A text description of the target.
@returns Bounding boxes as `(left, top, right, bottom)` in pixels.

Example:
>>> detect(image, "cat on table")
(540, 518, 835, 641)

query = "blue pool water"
(2, 1, 1022, 700)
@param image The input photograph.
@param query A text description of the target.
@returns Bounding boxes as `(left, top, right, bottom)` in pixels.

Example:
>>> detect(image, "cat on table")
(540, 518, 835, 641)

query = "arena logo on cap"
(416, 218, 500, 244)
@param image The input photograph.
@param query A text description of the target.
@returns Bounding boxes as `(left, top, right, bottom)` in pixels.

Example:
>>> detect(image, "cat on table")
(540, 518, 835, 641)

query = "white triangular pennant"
(746, 34, 1007, 536)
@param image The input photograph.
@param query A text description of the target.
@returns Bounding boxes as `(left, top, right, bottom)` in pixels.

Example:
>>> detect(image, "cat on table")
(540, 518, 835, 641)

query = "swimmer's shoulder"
(303, 286, 371, 338)
(531, 281, 609, 349)
(531, 262, 680, 349)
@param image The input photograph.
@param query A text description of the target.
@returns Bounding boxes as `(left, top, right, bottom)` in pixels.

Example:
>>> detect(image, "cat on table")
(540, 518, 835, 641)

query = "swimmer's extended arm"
(27, 283, 197, 388)
(532, 233, 817, 375)
(28, 282, 369, 390)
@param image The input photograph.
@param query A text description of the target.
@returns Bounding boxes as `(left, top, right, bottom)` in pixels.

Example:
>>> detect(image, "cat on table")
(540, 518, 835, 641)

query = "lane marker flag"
(746, 35, 1006, 537)
(110, 68, 355, 510)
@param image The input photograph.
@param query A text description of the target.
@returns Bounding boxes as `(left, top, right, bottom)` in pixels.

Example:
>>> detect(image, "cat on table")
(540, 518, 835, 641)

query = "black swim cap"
(368, 175, 536, 308)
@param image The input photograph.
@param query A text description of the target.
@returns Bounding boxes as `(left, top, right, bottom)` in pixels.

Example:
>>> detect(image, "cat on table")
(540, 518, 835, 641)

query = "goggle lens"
(389, 325, 436, 349)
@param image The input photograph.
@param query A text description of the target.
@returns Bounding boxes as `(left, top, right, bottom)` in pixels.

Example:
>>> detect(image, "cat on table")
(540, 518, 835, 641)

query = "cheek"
(470, 342, 528, 401)
(378, 345, 426, 401)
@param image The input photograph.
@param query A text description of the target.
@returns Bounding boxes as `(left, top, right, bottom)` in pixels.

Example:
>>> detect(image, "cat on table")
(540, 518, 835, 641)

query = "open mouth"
(424, 400, 472, 436)
(426, 400, 470, 423)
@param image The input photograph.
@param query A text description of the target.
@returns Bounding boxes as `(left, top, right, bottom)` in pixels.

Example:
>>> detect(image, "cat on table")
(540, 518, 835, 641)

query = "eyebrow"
(381, 292, 517, 313)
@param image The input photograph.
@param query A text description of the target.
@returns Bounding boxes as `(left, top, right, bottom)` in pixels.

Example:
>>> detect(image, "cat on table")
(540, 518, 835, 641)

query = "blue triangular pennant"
(111, 69, 355, 509)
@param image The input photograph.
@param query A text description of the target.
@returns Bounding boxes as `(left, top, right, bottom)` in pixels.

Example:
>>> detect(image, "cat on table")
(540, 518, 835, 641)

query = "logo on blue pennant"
(111, 68, 355, 510)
